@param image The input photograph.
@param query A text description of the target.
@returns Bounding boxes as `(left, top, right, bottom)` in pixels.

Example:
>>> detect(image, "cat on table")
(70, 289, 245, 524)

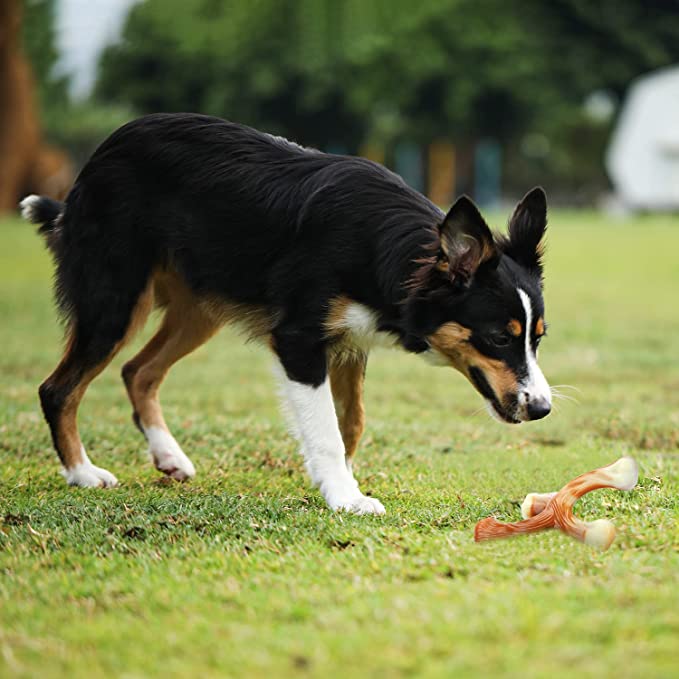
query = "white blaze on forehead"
(518, 288, 534, 363)
(517, 288, 551, 406)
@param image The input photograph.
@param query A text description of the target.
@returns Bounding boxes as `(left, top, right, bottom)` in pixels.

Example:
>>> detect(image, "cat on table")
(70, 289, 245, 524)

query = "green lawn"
(0, 211, 677, 678)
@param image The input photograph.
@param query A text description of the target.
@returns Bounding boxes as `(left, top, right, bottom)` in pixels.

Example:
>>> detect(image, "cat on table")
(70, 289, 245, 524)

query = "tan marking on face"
(467, 350, 520, 401)
(427, 322, 471, 354)
(507, 319, 522, 337)
(428, 322, 520, 407)
(536, 317, 545, 337)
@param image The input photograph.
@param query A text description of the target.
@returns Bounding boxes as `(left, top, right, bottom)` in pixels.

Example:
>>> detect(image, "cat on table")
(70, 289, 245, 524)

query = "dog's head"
(406, 187, 551, 424)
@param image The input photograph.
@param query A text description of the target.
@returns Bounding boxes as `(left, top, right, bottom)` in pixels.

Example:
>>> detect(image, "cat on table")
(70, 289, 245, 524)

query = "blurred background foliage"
(21, 0, 679, 203)
(22, 0, 133, 167)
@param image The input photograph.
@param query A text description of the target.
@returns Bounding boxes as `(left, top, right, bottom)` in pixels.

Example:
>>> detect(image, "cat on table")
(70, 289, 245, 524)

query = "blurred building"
(606, 66, 679, 211)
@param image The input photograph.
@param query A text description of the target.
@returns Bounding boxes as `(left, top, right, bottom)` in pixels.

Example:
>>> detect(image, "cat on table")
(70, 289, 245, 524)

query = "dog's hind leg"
(122, 281, 222, 480)
(39, 284, 154, 487)
(329, 354, 367, 474)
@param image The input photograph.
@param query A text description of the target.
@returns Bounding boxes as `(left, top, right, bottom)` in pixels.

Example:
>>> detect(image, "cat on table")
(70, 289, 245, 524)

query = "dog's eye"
(535, 335, 544, 347)
(489, 332, 512, 347)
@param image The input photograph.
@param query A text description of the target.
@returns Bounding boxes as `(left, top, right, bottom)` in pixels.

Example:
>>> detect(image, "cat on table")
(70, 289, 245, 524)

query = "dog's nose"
(526, 396, 551, 421)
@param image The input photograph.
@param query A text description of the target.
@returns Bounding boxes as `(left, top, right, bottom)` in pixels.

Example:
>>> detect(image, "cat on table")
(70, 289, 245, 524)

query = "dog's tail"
(20, 195, 65, 248)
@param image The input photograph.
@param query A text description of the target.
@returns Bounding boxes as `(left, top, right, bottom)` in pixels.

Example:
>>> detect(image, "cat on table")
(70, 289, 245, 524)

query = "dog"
(21, 112, 551, 515)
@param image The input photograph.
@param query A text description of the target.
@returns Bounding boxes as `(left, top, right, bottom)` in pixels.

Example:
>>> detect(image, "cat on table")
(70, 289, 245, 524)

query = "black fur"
(498, 187, 548, 277)
(27, 196, 63, 234)
(24, 113, 547, 397)
(439, 195, 498, 288)
(38, 380, 69, 465)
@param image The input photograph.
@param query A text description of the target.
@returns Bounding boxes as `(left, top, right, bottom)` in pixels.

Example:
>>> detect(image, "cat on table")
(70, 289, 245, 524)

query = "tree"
(96, 0, 368, 149)
(94, 0, 679, 196)
(22, 0, 69, 110)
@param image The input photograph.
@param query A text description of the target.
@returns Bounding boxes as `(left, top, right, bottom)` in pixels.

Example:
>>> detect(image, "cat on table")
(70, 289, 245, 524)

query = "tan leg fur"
(329, 354, 367, 470)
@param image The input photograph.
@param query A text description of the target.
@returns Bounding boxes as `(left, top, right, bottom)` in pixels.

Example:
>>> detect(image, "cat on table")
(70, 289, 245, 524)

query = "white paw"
(145, 426, 196, 481)
(323, 481, 386, 515)
(318, 468, 385, 515)
(62, 453, 118, 488)
(335, 495, 386, 515)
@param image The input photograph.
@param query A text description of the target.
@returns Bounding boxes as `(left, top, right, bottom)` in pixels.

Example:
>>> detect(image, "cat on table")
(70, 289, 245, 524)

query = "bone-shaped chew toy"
(474, 457, 639, 550)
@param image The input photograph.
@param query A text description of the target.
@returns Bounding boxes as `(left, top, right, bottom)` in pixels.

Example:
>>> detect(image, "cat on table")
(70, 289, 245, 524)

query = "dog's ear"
(438, 195, 498, 288)
(505, 187, 547, 276)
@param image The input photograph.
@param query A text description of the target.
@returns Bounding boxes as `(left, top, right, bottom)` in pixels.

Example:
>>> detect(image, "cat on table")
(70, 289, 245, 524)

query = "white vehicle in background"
(607, 65, 679, 212)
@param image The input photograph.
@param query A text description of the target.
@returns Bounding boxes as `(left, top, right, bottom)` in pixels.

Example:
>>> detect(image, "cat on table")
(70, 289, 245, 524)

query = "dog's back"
(55, 113, 439, 312)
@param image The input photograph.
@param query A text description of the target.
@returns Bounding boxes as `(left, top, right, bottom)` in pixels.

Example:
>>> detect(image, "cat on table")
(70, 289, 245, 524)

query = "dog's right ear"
(505, 186, 547, 276)
(438, 196, 498, 288)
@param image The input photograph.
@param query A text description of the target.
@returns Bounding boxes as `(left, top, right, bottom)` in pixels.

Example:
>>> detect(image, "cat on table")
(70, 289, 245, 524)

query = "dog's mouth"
(485, 399, 522, 425)
(469, 367, 522, 424)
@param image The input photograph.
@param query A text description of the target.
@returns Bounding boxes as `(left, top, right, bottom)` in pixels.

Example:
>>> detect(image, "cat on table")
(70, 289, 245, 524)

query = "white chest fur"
(330, 302, 399, 353)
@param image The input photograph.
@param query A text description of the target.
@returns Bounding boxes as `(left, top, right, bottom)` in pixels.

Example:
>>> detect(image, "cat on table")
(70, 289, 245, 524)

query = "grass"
(0, 211, 678, 678)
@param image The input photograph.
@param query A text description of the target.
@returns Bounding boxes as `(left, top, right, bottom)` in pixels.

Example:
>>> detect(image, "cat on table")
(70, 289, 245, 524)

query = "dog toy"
(474, 457, 639, 550)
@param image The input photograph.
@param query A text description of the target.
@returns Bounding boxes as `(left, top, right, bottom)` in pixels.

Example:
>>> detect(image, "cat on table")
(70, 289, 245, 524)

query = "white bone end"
(606, 457, 639, 491)
(520, 491, 557, 519)
(583, 519, 616, 550)
(520, 493, 538, 519)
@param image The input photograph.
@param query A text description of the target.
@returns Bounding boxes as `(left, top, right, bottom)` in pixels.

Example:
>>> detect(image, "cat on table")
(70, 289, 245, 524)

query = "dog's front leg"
(273, 355, 384, 516)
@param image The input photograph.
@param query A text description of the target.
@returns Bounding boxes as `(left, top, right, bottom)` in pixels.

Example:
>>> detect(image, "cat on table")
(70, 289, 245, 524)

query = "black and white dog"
(21, 113, 551, 514)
